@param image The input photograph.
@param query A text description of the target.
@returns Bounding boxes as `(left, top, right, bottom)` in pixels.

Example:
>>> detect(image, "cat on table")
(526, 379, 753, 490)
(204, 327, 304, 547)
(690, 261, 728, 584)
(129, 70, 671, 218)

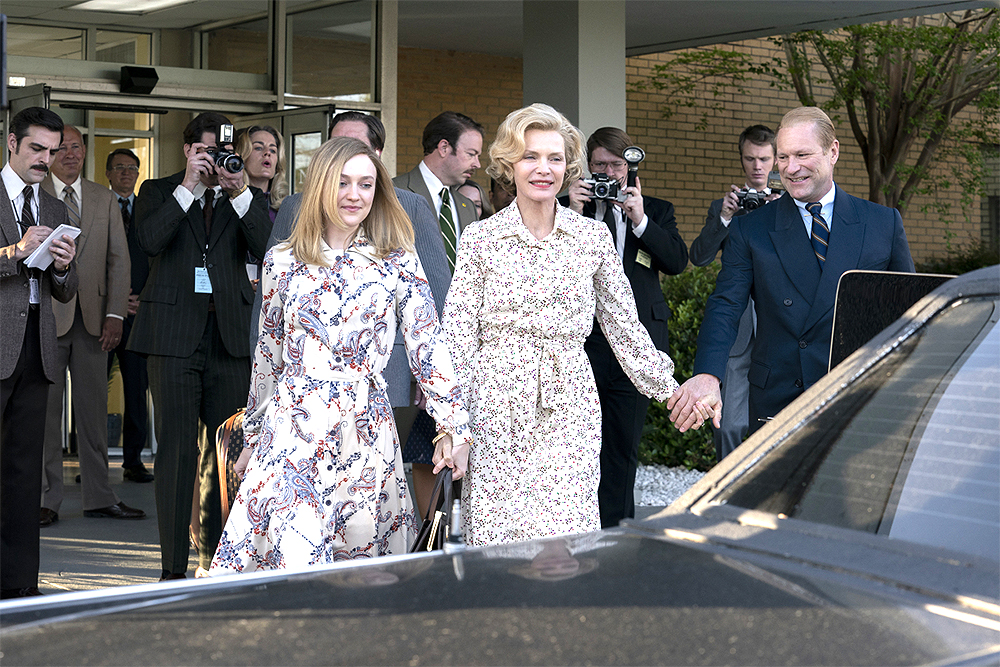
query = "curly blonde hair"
(486, 103, 585, 194)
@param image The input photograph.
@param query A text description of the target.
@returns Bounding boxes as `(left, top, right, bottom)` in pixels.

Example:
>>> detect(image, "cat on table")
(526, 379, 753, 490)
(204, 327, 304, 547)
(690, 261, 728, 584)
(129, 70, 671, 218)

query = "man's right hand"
(667, 373, 723, 432)
(720, 185, 742, 221)
(14, 226, 54, 261)
(181, 143, 217, 192)
(127, 293, 140, 316)
(566, 178, 593, 214)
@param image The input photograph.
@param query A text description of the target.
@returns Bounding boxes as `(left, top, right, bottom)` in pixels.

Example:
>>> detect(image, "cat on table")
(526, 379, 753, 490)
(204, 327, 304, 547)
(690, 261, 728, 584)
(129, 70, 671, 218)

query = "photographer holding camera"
(689, 125, 779, 462)
(564, 127, 688, 528)
(128, 112, 272, 580)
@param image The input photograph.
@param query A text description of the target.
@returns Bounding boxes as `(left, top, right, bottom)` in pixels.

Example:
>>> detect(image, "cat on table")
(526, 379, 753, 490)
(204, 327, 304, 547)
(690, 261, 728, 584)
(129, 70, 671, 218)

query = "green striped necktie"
(438, 187, 458, 273)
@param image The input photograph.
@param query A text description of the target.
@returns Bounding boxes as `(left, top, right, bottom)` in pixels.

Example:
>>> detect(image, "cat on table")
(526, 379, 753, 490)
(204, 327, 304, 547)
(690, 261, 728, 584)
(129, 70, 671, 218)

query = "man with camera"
(128, 112, 271, 580)
(689, 125, 780, 461)
(564, 127, 688, 528)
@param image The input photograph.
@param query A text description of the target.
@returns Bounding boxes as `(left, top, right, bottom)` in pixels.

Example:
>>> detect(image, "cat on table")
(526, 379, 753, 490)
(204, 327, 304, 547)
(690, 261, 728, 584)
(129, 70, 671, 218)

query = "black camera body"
(584, 173, 624, 202)
(735, 188, 768, 211)
(207, 123, 244, 173)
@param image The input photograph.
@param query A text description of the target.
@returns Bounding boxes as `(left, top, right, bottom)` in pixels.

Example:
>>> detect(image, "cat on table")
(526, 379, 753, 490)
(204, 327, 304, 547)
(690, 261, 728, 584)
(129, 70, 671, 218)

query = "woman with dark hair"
(210, 137, 469, 573)
(444, 104, 707, 547)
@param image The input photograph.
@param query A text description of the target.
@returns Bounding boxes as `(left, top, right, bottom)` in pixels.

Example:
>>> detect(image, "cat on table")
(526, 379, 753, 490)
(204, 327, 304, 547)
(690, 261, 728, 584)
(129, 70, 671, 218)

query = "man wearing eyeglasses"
(564, 127, 689, 529)
(105, 148, 153, 484)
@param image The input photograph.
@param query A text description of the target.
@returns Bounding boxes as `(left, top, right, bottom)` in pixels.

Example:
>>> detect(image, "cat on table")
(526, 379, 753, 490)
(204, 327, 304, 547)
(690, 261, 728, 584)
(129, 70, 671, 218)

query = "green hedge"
(915, 239, 999, 275)
(639, 264, 719, 472)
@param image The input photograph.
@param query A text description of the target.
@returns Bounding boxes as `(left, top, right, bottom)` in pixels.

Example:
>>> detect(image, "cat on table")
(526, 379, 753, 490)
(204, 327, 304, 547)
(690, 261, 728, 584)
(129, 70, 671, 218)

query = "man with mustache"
(1, 106, 79, 598)
(40, 124, 140, 526)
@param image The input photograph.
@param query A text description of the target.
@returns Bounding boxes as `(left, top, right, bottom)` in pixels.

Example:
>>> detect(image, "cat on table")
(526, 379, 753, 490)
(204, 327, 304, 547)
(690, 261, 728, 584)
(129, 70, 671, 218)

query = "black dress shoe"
(123, 464, 154, 483)
(84, 502, 146, 519)
(160, 571, 187, 581)
(0, 587, 43, 599)
(40, 507, 59, 527)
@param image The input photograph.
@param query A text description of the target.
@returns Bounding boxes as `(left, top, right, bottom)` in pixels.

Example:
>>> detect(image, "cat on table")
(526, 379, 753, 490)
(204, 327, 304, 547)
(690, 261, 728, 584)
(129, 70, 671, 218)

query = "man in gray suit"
(1, 107, 78, 598)
(688, 125, 778, 461)
(392, 111, 483, 273)
(40, 124, 143, 525)
(254, 111, 451, 517)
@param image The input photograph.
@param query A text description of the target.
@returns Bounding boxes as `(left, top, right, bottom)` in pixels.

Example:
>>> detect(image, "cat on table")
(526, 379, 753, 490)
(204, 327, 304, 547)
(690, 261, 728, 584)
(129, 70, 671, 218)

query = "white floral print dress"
(443, 202, 679, 547)
(210, 236, 469, 574)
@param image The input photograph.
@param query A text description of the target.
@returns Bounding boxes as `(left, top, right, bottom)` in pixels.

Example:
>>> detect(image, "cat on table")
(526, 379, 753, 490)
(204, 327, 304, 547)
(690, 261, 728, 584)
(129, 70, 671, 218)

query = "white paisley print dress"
(444, 202, 679, 547)
(210, 235, 469, 574)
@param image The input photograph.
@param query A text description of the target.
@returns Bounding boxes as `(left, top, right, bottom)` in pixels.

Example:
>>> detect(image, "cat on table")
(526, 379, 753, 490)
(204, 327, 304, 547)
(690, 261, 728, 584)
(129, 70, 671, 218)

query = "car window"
(717, 297, 1000, 561)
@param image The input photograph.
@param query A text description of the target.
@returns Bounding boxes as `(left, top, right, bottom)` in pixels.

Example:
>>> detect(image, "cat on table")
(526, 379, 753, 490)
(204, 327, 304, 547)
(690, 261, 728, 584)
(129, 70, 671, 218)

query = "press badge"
(194, 267, 213, 293)
(636, 249, 652, 268)
(29, 277, 40, 304)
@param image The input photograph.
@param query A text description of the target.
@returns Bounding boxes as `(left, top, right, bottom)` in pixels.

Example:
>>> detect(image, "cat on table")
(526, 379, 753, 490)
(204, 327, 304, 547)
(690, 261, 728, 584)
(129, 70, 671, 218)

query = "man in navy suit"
(669, 107, 914, 433)
(564, 127, 689, 528)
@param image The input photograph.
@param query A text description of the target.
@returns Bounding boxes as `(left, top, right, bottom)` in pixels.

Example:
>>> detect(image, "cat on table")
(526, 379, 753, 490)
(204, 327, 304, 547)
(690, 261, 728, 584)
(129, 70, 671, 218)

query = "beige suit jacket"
(42, 176, 130, 337)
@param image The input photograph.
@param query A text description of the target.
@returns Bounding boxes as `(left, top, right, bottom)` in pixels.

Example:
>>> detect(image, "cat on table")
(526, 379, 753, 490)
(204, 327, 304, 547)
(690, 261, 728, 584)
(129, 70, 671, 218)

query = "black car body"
(2, 267, 998, 666)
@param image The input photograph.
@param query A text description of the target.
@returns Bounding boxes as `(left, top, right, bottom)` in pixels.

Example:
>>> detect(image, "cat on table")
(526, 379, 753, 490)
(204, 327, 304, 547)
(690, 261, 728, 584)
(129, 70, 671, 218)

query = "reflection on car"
(1, 267, 998, 666)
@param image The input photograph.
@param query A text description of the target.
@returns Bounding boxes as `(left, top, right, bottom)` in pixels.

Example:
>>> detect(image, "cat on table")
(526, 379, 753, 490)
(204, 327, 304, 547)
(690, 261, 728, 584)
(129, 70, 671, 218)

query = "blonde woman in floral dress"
(210, 137, 470, 573)
(443, 104, 711, 547)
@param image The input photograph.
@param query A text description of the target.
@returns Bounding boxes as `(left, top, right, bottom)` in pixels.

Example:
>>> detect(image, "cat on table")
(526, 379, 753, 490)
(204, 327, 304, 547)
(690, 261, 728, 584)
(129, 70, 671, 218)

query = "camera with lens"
(735, 188, 768, 211)
(206, 123, 244, 173)
(583, 173, 623, 202)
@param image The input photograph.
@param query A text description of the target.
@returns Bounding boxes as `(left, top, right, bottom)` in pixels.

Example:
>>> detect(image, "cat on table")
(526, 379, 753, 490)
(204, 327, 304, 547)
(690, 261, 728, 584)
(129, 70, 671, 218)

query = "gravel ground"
(635, 465, 706, 506)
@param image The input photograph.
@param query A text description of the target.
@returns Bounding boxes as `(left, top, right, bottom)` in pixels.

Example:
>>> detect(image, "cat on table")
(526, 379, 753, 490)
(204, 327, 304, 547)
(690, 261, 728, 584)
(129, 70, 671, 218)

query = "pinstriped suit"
(40, 175, 131, 513)
(1, 175, 78, 591)
(128, 170, 271, 574)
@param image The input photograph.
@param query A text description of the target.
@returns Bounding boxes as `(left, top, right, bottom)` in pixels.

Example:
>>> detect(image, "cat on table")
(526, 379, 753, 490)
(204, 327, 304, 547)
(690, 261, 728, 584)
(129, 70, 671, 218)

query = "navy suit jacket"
(253, 188, 451, 408)
(693, 186, 914, 426)
(128, 171, 272, 359)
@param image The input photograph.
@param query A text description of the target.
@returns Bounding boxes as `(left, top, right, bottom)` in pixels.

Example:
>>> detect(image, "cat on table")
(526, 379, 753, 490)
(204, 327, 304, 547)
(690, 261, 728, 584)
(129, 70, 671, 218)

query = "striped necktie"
(63, 185, 81, 228)
(119, 197, 131, 232)
(438, 187, 458, 273)
(806, 201, 829, 266)
(20, 186, 35, 227)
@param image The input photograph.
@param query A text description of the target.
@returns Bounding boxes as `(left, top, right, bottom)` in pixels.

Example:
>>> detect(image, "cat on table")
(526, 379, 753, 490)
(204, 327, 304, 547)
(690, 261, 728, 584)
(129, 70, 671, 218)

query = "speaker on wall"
(120, 66, 158, 95)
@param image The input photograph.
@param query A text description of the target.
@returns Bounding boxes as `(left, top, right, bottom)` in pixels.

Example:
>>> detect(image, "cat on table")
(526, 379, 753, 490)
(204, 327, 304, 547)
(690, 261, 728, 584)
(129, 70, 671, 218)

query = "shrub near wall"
(640, 264, 719, 472)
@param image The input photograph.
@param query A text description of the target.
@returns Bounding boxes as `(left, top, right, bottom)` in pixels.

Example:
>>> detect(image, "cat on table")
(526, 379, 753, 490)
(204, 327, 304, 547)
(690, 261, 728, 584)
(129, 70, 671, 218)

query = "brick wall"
(396, 38, 992, 265)
(396, 46, 523, 181)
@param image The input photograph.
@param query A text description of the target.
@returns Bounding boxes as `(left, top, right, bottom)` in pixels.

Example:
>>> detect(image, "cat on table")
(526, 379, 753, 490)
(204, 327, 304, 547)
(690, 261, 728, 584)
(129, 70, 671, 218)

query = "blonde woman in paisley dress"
(444, 104, 713, 546)
(210, 137, 470, 573)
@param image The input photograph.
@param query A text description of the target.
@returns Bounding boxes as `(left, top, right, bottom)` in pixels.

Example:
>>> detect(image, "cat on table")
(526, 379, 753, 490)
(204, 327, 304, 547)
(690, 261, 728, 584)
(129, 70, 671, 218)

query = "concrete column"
(522, 0, 626, 138)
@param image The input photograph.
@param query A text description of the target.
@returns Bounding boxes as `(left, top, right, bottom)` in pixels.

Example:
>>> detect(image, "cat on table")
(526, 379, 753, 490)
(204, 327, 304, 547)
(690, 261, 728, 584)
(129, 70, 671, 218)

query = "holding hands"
(666, 373, 723, 432)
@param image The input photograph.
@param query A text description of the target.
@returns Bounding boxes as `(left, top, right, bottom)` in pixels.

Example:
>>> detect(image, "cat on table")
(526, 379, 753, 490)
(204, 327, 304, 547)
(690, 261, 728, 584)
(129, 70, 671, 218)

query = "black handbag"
(409, 468, 461, 552)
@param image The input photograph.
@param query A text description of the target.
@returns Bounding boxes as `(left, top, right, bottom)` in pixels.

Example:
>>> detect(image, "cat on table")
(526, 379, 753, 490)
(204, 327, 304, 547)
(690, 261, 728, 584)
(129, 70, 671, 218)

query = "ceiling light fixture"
(70, 0, 191, 13)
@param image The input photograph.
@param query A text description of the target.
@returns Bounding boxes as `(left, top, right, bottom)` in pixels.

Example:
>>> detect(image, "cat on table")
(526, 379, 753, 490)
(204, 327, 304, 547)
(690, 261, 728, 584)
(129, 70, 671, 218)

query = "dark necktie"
(438, 188, 457, 273)
(603, 204, 618, 255)
(203, 190, 214, 237)
(21, 186, 35, 228)
(119, 197, 131, 232)
(806, 202, 829, 266)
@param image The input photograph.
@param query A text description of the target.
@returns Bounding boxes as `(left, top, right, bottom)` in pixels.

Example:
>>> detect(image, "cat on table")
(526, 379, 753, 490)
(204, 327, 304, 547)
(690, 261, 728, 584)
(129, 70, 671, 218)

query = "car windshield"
(717, 296, 1000, 561)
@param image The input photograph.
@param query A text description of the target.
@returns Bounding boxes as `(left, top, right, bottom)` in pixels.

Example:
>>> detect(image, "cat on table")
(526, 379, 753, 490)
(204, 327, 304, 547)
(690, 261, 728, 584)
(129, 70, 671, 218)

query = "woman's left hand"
(432, 433, 469, 480)
(234, 447, 253, 480)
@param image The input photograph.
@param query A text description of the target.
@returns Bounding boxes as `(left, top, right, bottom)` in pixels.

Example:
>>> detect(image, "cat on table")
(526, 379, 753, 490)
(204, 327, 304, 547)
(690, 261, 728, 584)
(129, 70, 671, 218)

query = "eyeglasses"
(590, 160, 627, 171)
(112, 165, 140, 174)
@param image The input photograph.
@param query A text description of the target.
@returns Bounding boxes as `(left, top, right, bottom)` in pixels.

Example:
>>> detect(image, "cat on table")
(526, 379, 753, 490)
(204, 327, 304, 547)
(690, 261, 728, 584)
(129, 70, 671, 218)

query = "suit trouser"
(108, 315, 148, 469)
(41, 307, 118, 512)
(713, 343, 752, 461)
(147, 313, 249, 573)
(587, 336, 650, 529)
(1, 309, 47, 589)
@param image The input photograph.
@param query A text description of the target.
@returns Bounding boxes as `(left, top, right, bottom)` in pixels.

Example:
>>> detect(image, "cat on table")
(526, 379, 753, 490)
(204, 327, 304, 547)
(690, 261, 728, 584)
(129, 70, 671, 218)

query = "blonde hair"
(283, 137, 414, 266)
(236, 125, 289, 210)
(486, 103, 585, 194)
(778, 107, 837, 151)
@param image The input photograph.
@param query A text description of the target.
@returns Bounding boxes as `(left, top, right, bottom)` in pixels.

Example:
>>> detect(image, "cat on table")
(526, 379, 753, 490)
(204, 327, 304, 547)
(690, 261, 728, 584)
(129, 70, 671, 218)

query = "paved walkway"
(37, 456, 665, 596)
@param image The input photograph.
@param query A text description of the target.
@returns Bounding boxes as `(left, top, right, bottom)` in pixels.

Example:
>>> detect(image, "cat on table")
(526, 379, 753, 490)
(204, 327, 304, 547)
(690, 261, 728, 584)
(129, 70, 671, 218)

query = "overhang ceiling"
(1, 0, 993, 58)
